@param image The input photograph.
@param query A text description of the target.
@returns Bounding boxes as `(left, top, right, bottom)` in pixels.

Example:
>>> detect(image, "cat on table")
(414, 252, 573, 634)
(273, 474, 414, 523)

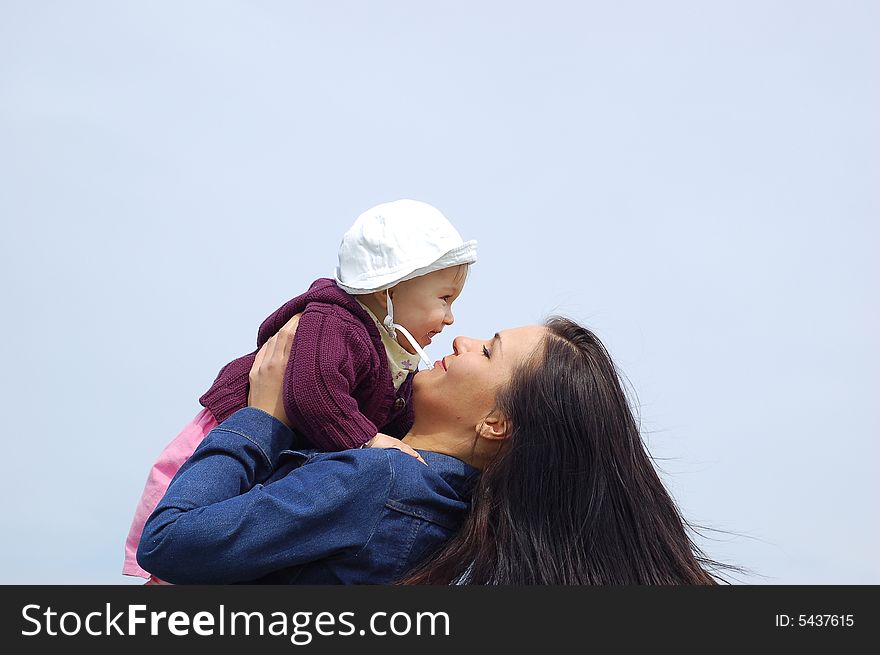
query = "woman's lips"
(436, 357, 447, 371)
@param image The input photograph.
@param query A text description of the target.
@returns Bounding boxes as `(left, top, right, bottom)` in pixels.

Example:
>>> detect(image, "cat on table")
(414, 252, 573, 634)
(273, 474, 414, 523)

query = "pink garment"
(123, 408, 218, 581)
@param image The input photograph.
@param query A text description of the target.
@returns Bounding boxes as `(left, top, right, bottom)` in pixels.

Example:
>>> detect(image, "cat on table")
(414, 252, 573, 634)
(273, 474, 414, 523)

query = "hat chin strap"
(384, 289, 435, 370)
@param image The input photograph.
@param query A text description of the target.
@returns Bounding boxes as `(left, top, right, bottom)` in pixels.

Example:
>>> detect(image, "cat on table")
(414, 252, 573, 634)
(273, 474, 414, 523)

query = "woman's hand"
(248, 314, 301, 427)
(364, 433, 427, 465)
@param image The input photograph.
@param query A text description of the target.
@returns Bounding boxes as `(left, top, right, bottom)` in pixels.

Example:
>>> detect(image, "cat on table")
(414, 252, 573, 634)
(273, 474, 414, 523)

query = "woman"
(138, 316, 719, 584)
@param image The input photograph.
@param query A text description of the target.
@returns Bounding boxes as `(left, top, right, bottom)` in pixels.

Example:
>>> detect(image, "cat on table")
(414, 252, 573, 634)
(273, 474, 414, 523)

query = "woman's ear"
(477, 411, 510, 442)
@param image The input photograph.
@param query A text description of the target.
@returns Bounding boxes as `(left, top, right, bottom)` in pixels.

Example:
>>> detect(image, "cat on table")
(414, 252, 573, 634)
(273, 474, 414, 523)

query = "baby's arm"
(362, 433, 426, 465)
(285, 309, 382, 450)
(252, 312, 425, 462)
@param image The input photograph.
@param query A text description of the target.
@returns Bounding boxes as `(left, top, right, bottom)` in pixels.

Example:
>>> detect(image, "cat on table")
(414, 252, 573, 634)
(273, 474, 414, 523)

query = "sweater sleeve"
(284, 308, 380, 450)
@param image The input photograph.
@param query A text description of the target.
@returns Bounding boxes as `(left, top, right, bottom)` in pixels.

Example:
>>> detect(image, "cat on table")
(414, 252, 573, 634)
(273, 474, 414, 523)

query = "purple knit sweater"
(199, 278, 415, 450)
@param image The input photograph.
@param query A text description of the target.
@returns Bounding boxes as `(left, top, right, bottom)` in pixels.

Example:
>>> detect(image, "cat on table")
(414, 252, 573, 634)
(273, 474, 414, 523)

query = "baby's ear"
(476, 411, 510, 442)
(372, 287, 392, 311)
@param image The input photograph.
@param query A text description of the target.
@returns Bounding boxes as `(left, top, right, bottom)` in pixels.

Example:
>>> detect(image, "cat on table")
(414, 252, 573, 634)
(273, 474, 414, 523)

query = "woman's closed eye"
(482, 345, 491, 358)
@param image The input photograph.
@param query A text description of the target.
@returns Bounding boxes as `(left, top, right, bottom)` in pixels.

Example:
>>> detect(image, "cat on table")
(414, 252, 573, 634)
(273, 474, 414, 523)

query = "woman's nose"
(452, 335, 476, 355)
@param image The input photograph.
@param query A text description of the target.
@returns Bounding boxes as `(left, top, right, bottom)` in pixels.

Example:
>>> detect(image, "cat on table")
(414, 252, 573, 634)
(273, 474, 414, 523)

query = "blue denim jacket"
(137, 408, 478, 584)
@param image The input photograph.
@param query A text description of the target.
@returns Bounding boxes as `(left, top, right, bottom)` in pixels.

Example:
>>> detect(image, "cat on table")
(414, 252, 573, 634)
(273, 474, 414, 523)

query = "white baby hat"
(334, 199, 477, 369)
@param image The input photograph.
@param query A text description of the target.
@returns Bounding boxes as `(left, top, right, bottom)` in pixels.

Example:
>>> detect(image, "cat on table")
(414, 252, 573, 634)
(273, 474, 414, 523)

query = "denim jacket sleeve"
(136, 407, 391, 584)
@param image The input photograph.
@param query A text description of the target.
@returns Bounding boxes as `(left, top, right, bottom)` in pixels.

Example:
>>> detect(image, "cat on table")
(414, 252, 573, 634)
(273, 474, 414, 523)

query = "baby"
(124, 199, 476, 581)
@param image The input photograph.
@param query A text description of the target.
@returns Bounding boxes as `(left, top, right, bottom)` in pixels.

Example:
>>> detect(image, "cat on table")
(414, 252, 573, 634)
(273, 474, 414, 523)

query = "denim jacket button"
(394, 397, 406, 411)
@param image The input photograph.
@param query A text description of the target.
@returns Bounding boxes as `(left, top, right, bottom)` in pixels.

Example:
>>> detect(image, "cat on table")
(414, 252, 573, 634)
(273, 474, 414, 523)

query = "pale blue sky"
(1, 0, 876, 583)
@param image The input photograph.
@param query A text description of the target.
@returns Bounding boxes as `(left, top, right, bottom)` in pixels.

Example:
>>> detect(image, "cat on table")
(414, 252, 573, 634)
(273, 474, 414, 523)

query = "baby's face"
(390, 266, 467, 353)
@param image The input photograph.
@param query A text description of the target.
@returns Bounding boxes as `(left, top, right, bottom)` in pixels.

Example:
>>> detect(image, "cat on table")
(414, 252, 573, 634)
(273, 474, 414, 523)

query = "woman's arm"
(136, 408, 392, 583)
(137, 317, 389, 583)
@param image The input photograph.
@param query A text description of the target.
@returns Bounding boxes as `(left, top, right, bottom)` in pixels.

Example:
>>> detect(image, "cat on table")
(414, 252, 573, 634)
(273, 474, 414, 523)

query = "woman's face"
(412, 325, 547, 432)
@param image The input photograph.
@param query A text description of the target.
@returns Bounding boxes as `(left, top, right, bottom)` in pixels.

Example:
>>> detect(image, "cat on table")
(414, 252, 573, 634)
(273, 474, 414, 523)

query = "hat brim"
(335, 240, 477, 294)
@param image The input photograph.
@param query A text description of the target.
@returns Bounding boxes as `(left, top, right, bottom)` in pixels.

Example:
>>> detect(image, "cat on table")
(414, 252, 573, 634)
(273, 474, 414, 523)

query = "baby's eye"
(482, 345, 491, 358)
(441, 295, 452, 302)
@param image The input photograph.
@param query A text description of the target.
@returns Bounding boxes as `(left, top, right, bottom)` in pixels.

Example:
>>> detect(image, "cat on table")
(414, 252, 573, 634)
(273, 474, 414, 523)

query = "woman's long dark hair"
(400, 317, 723, 584)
